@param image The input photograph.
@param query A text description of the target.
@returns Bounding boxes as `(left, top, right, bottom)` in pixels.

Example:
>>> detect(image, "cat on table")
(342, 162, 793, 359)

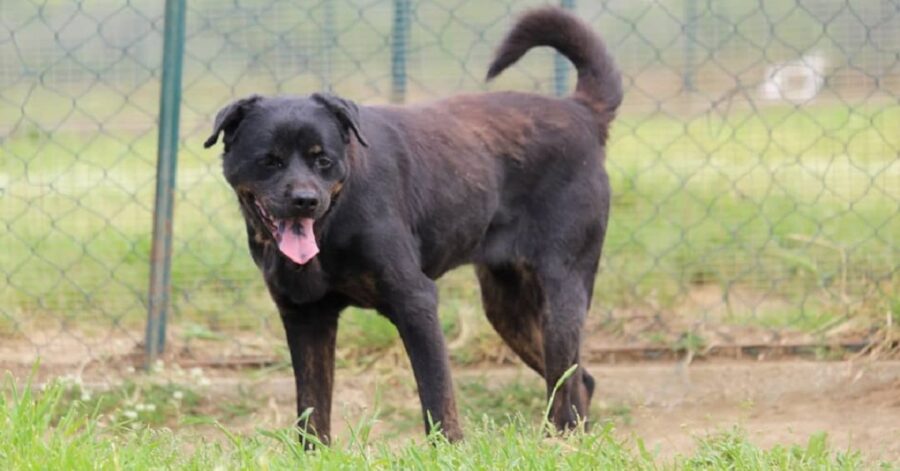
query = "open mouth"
(245, 195, 319, 265)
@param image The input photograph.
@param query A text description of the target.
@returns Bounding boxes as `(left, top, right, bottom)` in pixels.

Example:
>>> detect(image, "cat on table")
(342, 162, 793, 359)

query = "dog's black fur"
(205, 7, 621, 444)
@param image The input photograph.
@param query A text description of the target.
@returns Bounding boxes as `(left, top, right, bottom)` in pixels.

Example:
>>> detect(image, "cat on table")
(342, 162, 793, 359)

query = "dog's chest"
(252, 241, 330, 305)
(332, 273, 380, 309)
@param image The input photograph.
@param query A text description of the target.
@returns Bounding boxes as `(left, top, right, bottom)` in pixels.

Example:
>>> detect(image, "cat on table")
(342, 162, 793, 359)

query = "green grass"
(0, 372, 876, 470)
(1, 102, 898, 355)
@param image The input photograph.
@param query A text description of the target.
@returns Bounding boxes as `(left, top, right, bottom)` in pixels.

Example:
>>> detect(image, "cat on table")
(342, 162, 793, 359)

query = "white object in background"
(759, 53, 826, 102)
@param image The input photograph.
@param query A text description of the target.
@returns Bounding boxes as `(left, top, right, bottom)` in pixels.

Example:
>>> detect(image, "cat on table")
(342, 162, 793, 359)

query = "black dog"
(204, 7, 621, 444)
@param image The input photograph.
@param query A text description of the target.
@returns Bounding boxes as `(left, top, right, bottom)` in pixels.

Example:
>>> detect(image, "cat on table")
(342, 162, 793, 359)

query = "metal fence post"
(554, 0, 576, 97)
(321, 0, 335, 92)
(145, 0, 187, 367)
(391, 0, 411, 104)
(682, 0, 697, 92)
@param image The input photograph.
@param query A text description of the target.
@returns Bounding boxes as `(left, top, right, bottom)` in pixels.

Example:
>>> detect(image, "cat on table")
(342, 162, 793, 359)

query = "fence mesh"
(2, 0, 898, 367)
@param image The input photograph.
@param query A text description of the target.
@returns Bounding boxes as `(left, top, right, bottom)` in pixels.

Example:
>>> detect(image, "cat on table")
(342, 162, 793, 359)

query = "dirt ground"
(178, 359, 900, 463)
(2, 331, 898, 463)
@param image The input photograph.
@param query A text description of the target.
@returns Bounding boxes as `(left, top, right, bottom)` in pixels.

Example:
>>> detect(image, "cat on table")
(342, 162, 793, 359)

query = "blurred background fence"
(2, 0, 898, 368)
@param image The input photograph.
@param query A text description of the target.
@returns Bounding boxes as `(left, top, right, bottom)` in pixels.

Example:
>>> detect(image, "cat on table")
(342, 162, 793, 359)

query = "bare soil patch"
(173, 360, 900, 463)
(2, 326, 898, 464)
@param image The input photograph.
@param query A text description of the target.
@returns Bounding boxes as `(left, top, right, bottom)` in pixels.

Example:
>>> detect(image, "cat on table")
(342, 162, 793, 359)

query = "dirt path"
(198, 360, 900, 463)
(581, 361, 900, 462)
(7, 357, 899, 463)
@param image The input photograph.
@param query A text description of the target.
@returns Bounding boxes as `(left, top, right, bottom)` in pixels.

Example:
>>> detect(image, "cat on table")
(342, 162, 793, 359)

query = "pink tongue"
(276, 218, 318, 265)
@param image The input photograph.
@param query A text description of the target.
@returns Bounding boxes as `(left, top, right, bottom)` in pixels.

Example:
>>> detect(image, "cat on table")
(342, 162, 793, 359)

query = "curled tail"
(486, 7, 623, 117)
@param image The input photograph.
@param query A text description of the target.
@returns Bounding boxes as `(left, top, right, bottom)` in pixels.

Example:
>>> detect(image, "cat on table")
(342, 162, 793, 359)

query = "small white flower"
(135, 404, 146, 412)
(198, 377, 210, 387)
(123, 410, 138, 420)
(172, 390, 184, 400)
(189, 367, 204, 378)
(58, 375, 82, 390)
(145, 403, 157, 412)
(80, 391, 92, 402)
(152, 360, 165, 373)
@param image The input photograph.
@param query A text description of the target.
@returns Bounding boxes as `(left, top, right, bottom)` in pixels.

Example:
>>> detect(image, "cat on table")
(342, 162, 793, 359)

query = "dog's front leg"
(279, 302, 341, 448)
(380, 275, 463, 442)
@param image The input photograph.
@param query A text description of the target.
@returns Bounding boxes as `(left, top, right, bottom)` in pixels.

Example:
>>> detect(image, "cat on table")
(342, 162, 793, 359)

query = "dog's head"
(204, 93, 367, 265)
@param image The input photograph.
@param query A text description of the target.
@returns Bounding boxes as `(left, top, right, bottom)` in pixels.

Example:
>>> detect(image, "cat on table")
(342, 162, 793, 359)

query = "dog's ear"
(203, 95, 262, 150)
(311, 93, 368, 147)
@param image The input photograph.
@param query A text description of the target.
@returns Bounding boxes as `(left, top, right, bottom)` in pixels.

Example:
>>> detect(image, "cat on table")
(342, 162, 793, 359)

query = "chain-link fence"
(2, 0, 898, 368)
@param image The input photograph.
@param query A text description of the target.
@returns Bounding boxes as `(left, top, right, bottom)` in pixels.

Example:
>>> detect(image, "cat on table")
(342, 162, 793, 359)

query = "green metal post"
(554, 0, 576, 96)
(145, 0, 186, 367)
(683, 0, 697, 92)
(321, 0, 335, 92)
(391, 0, 411, 103)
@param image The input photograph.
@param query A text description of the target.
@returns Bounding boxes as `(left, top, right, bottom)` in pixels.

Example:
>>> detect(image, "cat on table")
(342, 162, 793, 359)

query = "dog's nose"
(291, 189, 319, 212)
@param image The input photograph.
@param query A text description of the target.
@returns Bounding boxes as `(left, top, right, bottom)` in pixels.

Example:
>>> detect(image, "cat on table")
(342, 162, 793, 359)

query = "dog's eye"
(314, 156, 333, 170)
(262, 154, 284, 169)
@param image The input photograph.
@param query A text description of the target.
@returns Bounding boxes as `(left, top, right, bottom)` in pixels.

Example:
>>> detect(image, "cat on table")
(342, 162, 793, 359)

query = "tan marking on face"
(309, 144, 323, 155)
(330, 181, 343, 198)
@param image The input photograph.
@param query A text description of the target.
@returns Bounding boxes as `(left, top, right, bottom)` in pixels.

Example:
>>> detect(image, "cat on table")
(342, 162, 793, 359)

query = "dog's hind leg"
(475, 263, 546, 376)
(534, 265, 595, 431)
(578, 262, 599, 413)
(477, 262, 597, 430)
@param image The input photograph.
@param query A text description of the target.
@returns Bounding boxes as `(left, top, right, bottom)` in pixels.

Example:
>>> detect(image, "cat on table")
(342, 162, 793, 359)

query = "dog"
(204, 7, 621, 444)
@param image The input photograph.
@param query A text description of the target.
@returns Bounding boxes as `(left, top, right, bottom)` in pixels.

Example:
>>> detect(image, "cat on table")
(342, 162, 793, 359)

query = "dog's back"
(355, 8, 623, 275)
